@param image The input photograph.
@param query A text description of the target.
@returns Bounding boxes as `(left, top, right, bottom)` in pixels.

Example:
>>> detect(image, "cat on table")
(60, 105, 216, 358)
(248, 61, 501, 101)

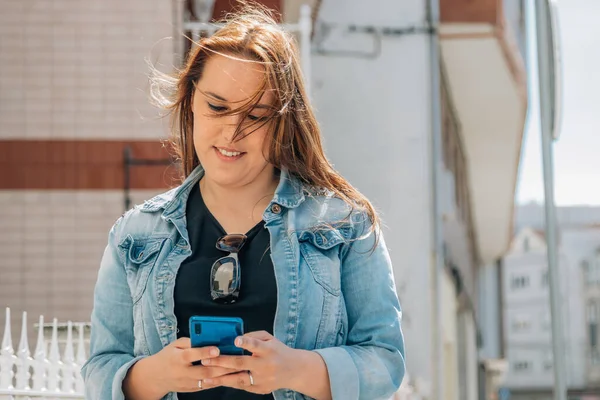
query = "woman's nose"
(220, 118, 238, 143)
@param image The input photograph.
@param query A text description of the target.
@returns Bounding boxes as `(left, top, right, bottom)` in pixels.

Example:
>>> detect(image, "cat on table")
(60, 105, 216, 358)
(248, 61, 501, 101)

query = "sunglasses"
(210, 234, 247, 304)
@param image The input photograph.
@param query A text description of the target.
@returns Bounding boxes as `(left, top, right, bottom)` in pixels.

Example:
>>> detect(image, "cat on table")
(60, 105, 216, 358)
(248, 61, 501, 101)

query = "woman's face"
(192, 54, 276, 189)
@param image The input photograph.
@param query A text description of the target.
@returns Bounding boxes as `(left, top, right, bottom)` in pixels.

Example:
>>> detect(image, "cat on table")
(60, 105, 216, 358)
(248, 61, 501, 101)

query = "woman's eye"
(247, 114, 268, 122)
(208, 103, 227, 112)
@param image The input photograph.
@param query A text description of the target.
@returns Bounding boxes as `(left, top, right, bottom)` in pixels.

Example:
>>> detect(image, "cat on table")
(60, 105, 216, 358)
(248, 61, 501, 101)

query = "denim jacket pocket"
(297, 229, 345, 297)
(118, 235, 165, 304)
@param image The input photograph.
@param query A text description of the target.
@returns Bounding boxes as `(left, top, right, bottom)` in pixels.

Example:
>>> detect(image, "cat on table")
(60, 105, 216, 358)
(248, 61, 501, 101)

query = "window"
(523, 237, 530, 252)
(584, 251, 600, 285)
(512, 315, 531, 332)
(543, 354, 553, 371)
(511, 275, 530, 290)
(542, 270, 549, 287)
(588, 302, 600, 355)
(588, 302, 598, 323)
(582, 259, 595, 285)
(591, 347, 600, 366)
(542, 313, 551, 331)
(513, 361, 532, 372)
(582, 260, 590, 271)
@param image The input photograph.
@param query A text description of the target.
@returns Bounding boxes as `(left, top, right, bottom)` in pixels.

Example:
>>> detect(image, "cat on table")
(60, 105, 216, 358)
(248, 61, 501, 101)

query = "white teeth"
(217, 148, 242, 157)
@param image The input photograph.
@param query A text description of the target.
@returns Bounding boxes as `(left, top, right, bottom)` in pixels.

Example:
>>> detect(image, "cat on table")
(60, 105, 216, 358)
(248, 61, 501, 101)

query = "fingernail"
(210, 348, 219, 357)
(204, 379, 213, 384)
(202, 359, 211, 365)
(235, 337, 243, 347)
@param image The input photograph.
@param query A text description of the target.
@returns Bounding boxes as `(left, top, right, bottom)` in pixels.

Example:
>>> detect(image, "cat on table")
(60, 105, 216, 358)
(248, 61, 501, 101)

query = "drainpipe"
(426, 0, 445, 399)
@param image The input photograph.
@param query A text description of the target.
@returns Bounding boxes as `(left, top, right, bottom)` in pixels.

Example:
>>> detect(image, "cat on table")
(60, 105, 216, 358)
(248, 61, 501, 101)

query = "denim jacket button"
(271, 204, 282, 214)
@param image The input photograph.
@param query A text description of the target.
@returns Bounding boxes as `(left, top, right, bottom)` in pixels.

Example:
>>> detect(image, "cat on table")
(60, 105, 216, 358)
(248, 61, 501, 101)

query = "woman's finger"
(202, 371, 259, 392)
(182, 346, 220, 364)
(202, 354, 256, 370)
(188, 365, 240, 380)
(235, 336, 270, 355)
(244, 331, 273, 341)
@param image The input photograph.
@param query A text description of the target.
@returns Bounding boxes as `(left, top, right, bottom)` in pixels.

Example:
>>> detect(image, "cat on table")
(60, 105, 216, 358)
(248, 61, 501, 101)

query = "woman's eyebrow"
(205, 91, 227, 102)
(204, 90, 272, 109)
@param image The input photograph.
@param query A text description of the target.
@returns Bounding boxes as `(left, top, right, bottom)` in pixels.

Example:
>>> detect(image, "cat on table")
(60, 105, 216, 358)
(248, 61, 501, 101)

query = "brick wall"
(0, 190, 162, 346)
(0, 0, 178, 345)
(0, 0, 175, 140)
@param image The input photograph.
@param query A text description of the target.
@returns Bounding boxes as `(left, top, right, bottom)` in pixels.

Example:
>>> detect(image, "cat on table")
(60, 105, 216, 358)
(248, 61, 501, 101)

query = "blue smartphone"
(189, 316, 244, 356)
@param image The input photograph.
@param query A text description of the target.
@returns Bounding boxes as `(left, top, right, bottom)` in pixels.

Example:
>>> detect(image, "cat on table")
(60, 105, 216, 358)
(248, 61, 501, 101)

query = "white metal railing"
(183, 4, 312, 97)
(0, 308, 86, 399)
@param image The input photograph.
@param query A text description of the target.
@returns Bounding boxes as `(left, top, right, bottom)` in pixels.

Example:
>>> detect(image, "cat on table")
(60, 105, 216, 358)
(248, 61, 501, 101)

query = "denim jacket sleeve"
(80, 217, 146, 400)
(314, 223, 406, 400)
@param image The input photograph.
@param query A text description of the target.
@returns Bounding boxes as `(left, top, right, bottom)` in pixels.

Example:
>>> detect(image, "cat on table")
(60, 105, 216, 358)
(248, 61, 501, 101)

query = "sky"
(515, 0, 600, 206)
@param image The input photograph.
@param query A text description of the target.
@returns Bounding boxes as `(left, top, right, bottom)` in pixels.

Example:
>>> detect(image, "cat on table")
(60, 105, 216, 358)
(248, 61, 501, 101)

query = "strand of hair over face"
(147, 1, 382, 248)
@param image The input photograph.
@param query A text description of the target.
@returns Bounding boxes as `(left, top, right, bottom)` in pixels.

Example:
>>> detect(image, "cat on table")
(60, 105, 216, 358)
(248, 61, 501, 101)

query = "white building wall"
(561, 228, 600, 388)
(502, 228, 600, 391)
(502, 248, 564, 388)
(462, 311, 479, 400)
(442, 270, 459, 400)
(311, 0, 435, 389)
(479, 261, 502, 360)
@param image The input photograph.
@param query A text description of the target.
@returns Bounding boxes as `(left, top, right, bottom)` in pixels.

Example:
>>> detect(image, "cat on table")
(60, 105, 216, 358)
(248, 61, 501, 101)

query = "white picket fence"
(0, 308, 86, 399)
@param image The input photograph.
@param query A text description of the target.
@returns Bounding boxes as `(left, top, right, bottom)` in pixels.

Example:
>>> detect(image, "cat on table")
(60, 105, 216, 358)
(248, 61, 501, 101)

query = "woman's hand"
(198, 331, 300, 394)
(146, 337, 241, 394)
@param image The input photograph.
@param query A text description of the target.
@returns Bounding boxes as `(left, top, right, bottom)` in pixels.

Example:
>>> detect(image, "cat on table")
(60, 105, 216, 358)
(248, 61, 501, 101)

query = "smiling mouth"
(215, 147, 245, 158)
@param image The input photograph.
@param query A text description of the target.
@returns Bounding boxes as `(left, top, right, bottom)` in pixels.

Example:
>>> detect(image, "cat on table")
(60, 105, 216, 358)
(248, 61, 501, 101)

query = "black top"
(174, 184, 278, 400)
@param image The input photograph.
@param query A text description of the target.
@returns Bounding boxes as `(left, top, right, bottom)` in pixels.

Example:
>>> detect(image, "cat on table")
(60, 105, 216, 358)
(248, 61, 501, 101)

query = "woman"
(81, 4, 405, 400)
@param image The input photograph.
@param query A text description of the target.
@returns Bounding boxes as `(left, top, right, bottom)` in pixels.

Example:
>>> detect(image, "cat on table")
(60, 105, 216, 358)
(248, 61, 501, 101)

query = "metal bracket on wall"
(313, 22, 436, 59)
(123, 146, 173, 211)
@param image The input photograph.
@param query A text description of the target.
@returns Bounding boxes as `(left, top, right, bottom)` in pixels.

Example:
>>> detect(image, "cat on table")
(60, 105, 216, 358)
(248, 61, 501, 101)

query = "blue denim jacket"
(81, 166, 405, 400)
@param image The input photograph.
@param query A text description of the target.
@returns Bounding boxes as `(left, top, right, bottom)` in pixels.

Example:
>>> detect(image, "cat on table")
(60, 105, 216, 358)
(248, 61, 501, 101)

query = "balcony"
(439, 0, 528, 264)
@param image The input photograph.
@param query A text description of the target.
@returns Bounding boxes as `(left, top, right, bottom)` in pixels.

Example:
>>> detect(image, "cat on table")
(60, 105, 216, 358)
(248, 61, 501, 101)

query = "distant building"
(500, 225, 600, 399)
(515, 202, 600, 232)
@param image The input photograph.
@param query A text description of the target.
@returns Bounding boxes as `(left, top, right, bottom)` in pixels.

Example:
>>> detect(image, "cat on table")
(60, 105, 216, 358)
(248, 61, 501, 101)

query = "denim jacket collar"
(139, 165, 306, 218)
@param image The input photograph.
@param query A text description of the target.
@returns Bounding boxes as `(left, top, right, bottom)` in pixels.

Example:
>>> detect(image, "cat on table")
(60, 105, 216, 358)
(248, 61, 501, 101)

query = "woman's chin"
(201, 158, 274, 189)
(203, 167, 246, 188)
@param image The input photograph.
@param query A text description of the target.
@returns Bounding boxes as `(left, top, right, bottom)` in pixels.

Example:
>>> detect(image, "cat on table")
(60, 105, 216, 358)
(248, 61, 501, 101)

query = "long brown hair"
(151, 2, 380, 234)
